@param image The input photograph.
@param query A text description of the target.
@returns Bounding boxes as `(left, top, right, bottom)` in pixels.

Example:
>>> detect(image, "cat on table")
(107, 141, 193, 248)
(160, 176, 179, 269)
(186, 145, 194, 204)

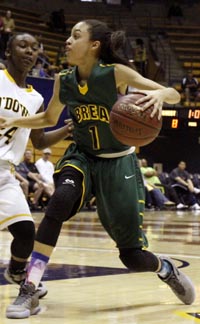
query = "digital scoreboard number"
(162, 108, 200, 130)
(188, 109, 200, 119)
(171, 118, 179, 128)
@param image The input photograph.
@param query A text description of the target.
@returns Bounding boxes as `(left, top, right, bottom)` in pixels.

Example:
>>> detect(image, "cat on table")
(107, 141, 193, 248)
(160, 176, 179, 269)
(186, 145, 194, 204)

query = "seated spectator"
(16, 149, 53, 210)
(0, 15, 4, 59)
(32, 60, 47, 78)
(48, 8, 66, 33)
(139, 159, 175, 210)
(145, 181, 175, 210)
(56, 45, 69, 70)
(31, 53, 57, 78)
(140, 158, 161, 187)
(169, 161, 200, 210)
(181, 70, 200, 104)
(192, 173, 200, 189)
(82, 196, 97, 212)
(133, 38, 147, 77)
(35, 148, 55, 196)
(167, 1, 184, 25)
(2, 10, 15, 55)
(140, 158, 187, 209)
(15, 171, 29, 201)
(35, 34, 44, 55)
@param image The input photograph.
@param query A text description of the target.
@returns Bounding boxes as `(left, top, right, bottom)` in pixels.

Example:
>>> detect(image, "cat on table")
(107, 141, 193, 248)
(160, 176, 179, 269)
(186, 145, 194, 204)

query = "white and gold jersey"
(0, 69, 43, 165)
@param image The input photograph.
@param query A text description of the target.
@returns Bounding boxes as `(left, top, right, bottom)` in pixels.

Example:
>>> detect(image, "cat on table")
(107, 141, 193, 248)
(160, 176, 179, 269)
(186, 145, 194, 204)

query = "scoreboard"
(162, 107, 200, 131)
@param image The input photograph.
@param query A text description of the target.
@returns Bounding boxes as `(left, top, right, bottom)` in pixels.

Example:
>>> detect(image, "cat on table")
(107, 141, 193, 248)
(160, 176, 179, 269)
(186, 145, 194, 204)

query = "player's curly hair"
(84, 19, 132, 67)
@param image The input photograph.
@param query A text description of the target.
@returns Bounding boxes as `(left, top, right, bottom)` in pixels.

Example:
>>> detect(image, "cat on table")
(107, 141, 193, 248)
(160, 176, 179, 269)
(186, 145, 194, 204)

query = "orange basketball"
(110, 93, 162, 147)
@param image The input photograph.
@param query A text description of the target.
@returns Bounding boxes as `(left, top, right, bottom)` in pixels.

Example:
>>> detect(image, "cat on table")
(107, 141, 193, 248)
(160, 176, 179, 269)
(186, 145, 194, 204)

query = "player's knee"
(8, 221, 35, 242)
(119, 248, 159, 272)
(9, 221, 35, 258)
(46, 184, 82, 222)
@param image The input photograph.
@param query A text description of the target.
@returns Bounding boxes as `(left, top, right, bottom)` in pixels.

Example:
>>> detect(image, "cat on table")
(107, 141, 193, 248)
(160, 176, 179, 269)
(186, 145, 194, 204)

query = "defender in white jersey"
(0, 33, 73, 295)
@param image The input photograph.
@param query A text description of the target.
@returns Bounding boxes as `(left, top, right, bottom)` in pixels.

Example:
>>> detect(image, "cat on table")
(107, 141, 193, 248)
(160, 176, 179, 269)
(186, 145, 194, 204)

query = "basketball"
(110, 93, 162, 147)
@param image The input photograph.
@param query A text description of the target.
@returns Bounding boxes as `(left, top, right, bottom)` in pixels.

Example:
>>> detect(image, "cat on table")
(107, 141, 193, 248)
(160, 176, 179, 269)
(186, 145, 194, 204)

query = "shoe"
(194, 187, 200, 194)
(164, 201, 175, 206)
(6, 282, 40, 319)
(190, 203, 200, 210)
(4, 268, 26, 284)
(37, 282, 48, 298)
(176, 203, 188, 210)
(4, 268, 48, 299)
(158, 256, 195, 305)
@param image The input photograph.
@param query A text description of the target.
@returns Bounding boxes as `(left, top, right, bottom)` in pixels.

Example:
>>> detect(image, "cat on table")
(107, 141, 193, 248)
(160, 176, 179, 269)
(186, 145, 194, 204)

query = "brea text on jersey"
(75, 104, 109, 123)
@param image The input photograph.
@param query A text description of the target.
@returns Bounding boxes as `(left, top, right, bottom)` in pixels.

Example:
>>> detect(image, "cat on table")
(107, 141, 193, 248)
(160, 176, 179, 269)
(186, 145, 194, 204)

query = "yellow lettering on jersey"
(75, 105, 109, 123)
(99, 106, 109, 122)
(0, 97, 29, 116)
(81, 106, 90, 121)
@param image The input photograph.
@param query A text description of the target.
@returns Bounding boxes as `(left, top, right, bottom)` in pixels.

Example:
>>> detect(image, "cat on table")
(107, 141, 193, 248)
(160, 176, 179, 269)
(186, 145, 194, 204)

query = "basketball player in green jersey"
(0, 20, 195, 318)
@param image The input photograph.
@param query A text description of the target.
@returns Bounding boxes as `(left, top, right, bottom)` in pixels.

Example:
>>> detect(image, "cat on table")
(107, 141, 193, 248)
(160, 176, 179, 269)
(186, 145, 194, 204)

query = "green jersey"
(55, 62, 147, 250)
(59, 61, 130, 156)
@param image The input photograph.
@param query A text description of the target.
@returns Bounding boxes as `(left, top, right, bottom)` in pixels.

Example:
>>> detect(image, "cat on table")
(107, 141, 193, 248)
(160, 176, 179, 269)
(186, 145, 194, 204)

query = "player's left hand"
(63, 118, 74, 138)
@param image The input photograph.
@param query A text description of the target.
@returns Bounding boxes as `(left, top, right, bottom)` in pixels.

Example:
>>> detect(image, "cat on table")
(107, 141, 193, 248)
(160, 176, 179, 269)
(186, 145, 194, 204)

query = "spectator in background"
(133, 38, 147, 77)
(15, 171, 29, 202)
(16, 149, 55, 210)
(140, 158, 186, 209)
(15, 150, 46, 211)
(35, 34, 44, 55)
(140, 159, 175, 209)
(0, 15, 4, 59)
(169, 161, 200, 210)
(181, 70, 200, 104)
(32, 60, 47, 78)
(32, 51, 58, 78)
(35, 148, 55, 196)
(56, 45, 69, 70)
(2, 10, 15, 54)
(167, 1, 184, 25)
(144, 181, 175, 210)
(48, 8, 66, 33)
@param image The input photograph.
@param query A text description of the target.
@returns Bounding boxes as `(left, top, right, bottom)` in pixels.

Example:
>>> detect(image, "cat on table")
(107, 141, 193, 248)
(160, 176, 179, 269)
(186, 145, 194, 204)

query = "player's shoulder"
(27, 85, 43, 99)
(59, 67, 75, 77)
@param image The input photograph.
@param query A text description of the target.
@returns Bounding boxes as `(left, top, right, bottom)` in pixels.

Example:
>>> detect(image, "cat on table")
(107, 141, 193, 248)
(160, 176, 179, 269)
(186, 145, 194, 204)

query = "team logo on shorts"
(62, 178, 75, 187)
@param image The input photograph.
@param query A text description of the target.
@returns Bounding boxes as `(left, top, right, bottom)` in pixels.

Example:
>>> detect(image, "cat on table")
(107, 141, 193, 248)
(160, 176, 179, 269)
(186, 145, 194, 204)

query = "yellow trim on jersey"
(59, 69, 73, 76)
(0, 213, 32, 226)
(99, 63, 115, 67)
(4, 69, 33, 92)
(54, 163, 85, 211)
(78, 82, 88, 95)
(138, 200, 145, 204)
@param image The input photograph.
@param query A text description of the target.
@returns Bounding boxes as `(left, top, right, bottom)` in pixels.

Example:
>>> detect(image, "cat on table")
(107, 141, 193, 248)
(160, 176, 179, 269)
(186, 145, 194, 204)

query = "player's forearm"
(12, 112, 56, 129)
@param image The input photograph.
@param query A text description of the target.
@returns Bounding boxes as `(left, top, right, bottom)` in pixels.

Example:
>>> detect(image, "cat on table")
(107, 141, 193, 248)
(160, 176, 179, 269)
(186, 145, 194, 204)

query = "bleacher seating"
(0, 3, 116, 64)
(26, 139, 73, 165)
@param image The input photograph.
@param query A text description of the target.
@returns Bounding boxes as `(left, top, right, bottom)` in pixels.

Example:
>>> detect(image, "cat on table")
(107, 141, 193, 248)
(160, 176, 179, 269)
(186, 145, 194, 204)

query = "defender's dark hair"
(84, 19, 132, 67)
(6, 32, 38, 51)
